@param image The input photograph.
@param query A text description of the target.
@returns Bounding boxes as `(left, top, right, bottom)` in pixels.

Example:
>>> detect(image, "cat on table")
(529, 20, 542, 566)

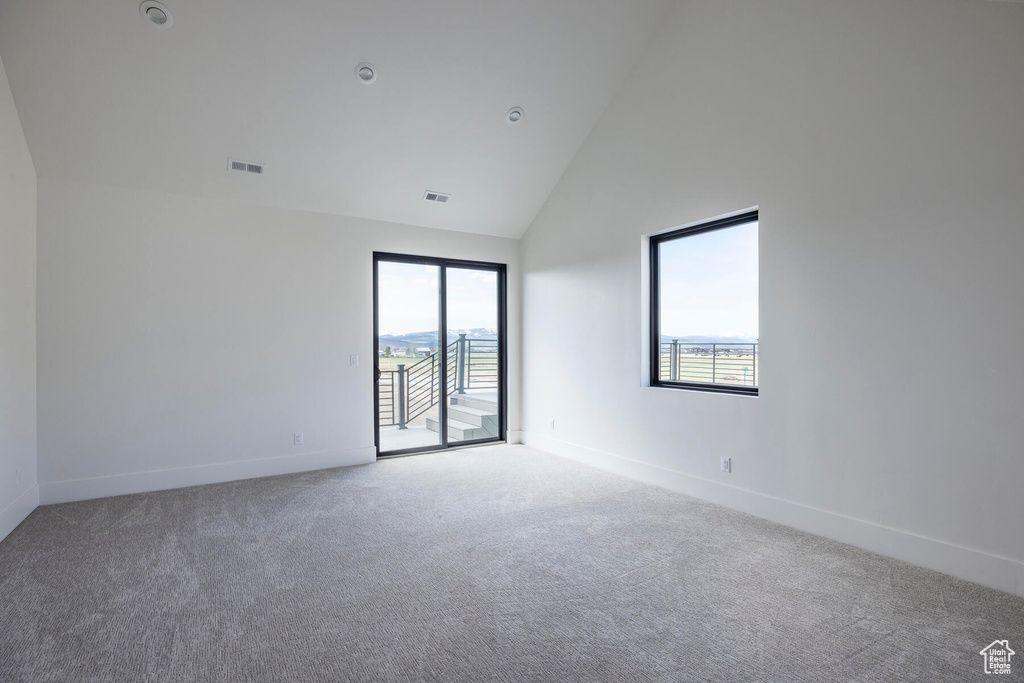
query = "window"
(650, 210, 759, 395)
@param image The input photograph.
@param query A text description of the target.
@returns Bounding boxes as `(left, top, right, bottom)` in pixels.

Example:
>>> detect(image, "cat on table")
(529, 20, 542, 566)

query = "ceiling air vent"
(227, 158, 264, 175)
(423, 191, 451, 204)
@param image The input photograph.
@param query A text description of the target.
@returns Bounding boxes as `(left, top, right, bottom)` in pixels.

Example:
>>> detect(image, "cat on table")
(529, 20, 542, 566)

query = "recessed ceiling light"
(140, 1, 173, 29)
(355, 62, 378, 85)
(506, 107, 524, 125)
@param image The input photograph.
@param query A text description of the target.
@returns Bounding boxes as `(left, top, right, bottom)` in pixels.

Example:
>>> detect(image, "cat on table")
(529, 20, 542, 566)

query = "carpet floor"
(0, 444, 1021, 682)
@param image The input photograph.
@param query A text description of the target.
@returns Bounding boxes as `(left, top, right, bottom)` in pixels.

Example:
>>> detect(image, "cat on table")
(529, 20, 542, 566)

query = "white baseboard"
(0, 485, 39, 542)
(39, 446, 378, 505)
(506, 429, 524, 445)
(522, 431, 1024, 599)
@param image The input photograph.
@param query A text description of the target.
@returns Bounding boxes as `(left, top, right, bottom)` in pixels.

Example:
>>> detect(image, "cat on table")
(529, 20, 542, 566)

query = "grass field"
(659, 351, 758, 387)
(380, 350, 750, 387)
(376, 353, 497, 373)
(377, 355, 432, 371)
(379, 351, 752, 386)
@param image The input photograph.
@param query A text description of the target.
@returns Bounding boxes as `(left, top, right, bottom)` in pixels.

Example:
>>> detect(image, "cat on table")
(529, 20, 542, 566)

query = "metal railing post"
(397, 364, 407, 429)
(712, 344, 717, 384)
(670, 339, 679, 381)
(430, 355, 436, 405)
(456, 333, 467, 394)
(752, 343, 756, 386)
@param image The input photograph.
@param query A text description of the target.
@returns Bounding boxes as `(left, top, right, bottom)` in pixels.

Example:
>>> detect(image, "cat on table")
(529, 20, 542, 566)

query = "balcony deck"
(379, 388, 497, 453)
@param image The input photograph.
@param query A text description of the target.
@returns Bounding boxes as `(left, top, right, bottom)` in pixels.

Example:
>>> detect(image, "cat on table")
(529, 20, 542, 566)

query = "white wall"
(0, 52, 38, 540)
(521, 0, 1024, 596)
(37, 179, 520, 503)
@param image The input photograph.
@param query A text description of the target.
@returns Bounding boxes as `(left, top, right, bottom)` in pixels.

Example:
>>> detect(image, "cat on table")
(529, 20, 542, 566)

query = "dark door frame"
(372, 252, 508, 458)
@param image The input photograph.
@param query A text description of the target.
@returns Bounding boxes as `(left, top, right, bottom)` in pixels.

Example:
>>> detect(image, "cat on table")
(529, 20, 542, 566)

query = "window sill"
(648, 381, 758, 397)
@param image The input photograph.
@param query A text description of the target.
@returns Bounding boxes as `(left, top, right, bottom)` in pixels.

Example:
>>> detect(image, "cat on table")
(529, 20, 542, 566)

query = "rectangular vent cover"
(228, 158, 264, 175)
(423, 191, 451, 203)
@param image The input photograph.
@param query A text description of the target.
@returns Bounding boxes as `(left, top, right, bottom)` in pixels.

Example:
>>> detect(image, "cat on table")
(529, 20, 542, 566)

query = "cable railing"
(404, 352, 438, 422)
(659, 341, 758, 387)
(463, 339, 498, 391)
(378, 334, 498, 429)
(445, 340, 459, 395)
(378, 371, 396, 425)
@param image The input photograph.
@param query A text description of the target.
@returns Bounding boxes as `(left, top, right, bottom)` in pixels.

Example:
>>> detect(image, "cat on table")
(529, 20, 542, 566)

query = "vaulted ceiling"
(0, 0, 673, 237)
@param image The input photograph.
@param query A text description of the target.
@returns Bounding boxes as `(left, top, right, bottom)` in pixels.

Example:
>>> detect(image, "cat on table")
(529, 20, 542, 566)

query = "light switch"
(350, 354, 359, 366)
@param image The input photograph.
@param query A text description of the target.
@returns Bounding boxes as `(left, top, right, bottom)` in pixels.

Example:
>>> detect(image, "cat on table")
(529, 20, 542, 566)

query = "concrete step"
(447, 404, 497, 428)
(425, 416, 497, 441)
(449, 395, 498, 412)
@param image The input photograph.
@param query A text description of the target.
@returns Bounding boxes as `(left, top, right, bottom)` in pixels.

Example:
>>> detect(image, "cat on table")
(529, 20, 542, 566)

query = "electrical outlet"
(350, 355, 359, 367)
(294, 432, 304, 446)
(721, 457, 732, 473)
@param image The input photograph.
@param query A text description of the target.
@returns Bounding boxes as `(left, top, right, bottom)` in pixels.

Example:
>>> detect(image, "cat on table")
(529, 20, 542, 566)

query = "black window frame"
(372, 252, 509, 457)
(649, 209, 759, 396)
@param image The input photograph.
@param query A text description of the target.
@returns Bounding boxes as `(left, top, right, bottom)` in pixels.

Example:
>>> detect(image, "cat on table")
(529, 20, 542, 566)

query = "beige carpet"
(0, 444, 1020, 681)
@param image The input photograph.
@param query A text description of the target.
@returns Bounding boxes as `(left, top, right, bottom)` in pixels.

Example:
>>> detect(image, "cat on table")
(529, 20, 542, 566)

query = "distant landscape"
(660, 335, 757, 345)
(377, 328, 499, 376)
(659, 335, 759, 387)
(375, 329, 756, 386)
(377, 330, 754, 355)
(378, 328, 496, 354)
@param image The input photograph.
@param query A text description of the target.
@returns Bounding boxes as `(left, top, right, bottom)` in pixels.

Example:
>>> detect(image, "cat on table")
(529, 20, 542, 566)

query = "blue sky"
(377, 262, 496, 336)
(659, 222, 758, 339)
(378, 224, 757, 340)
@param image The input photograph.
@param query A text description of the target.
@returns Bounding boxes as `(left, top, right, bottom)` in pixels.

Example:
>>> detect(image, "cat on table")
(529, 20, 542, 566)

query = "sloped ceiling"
(0, 0, 673, 237)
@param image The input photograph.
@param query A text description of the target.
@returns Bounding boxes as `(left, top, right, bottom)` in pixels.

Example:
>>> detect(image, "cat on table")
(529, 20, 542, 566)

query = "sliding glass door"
(373, 253, 506, 456)
(444, 267, 500, 444)
(374, 260, 443, 452)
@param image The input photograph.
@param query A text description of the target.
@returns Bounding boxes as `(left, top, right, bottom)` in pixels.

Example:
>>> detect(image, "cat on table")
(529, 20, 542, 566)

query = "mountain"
(378, 328, 496, 351)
